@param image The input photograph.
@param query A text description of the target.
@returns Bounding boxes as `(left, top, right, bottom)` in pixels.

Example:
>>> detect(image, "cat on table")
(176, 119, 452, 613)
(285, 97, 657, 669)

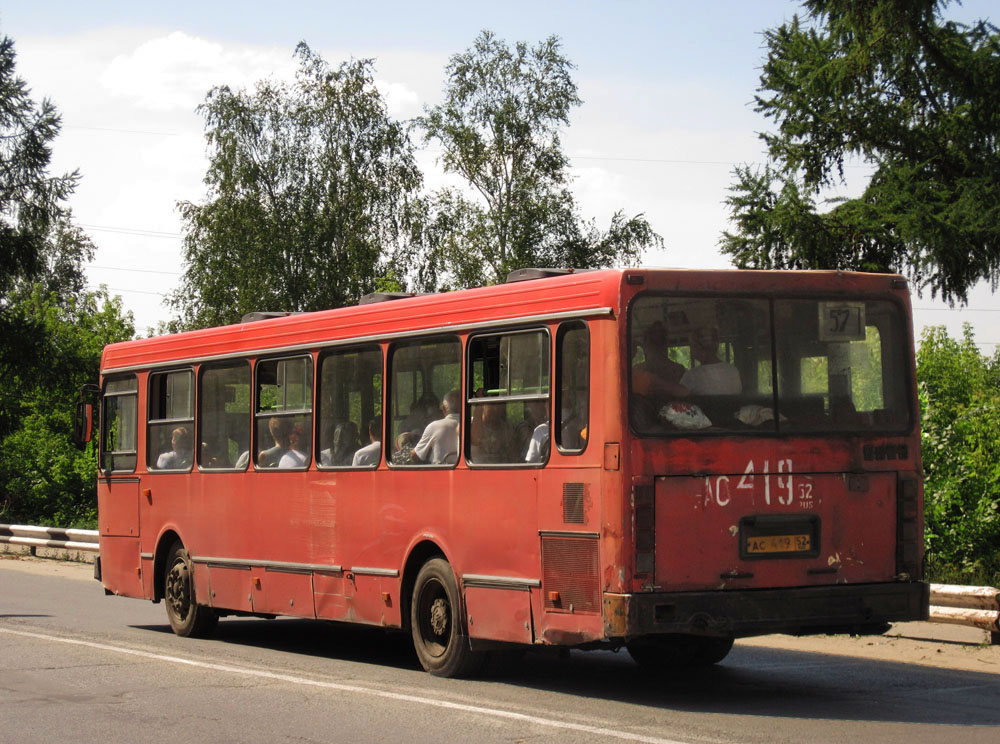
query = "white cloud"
(100, 31, 295, 112)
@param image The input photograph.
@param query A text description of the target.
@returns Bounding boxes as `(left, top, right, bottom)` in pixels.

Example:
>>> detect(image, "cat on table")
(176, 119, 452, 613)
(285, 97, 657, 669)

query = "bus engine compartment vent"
(541, 535, 600, 614)
(562, 483, 585, 524)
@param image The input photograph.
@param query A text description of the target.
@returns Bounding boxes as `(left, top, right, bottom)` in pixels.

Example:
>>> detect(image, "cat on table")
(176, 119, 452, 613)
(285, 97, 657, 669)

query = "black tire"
(690, 636, 734, 666)
(410, 558, 483, 677)
(626, 634, 698, 668)
(164, 541, 218, 638)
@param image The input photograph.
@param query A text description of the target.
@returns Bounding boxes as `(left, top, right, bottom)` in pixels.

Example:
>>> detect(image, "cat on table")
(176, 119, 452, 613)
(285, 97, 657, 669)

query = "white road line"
(1, 626, 692, 744)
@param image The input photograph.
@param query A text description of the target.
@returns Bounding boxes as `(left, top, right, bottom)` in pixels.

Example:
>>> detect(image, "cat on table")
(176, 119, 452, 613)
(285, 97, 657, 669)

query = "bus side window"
(556, 321, 589, 453)
(199, 361, 251, 470)
(148, 369, 194, 472)
(467, 329, 550, 466)
(255, 356, 313, 470)
(318, 345, 383, 468)
(389, 337, 461, 467)
(101, 376, 138, 473)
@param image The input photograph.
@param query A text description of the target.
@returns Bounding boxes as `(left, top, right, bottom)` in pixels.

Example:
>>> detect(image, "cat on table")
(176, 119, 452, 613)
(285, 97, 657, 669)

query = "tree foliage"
(722, 0, 1000, 304)
(0, 33, 90, 305)
(0, 32, 133, 527)
(416, 31, 661, 289)
(0, 286, 134, 526)
(918, 324, 1000, 583)
(171, 43, 423, 329)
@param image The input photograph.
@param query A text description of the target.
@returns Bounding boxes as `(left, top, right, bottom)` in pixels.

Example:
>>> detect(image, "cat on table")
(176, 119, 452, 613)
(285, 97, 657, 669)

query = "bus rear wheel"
(164, 541, 218, 638)
(627, 634, 733, 668)
(410, 558, 483, 677)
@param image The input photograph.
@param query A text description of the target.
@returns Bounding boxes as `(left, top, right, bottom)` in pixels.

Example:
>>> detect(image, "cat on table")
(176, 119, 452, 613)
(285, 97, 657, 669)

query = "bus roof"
(100, 267, 908, 373)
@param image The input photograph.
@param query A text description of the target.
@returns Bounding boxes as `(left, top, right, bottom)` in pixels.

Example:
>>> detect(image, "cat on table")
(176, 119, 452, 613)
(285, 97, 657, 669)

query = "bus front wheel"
(410, 558, 483, 677)
(164, 541, 218, 638)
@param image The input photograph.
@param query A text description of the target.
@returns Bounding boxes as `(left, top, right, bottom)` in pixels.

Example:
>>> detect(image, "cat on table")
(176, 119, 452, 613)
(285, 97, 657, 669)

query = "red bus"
(91, 268, 927, 676)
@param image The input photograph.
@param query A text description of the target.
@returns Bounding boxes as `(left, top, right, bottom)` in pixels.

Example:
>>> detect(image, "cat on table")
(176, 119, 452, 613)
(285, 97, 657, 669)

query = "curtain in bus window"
(255, 357, 313, 469)
(629, 296, 773, 434)
(102, 377, 137, 472)
(773, 299, 910, 431)
(390, 338, 461, 466)
(318, 346, 383, 468)
(467, 330, 550, 465)
(199, 362, 250, 470)
(556, 322, 589, 452)
(148, 370, 194, 471)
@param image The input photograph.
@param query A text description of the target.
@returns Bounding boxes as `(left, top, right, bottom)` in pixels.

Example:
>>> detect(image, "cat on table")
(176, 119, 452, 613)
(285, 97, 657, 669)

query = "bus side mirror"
(73, 384, 101, 448)
(73, 402, 94, 447)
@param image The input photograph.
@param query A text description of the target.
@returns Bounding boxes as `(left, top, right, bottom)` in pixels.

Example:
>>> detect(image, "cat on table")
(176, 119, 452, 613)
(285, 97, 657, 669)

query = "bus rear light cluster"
(896, 476, 920, 579)
(634, 484, 655, 578)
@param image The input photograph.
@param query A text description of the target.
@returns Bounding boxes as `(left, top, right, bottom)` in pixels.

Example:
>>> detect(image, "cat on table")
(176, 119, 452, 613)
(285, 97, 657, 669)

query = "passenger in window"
(156, 426, 193, 469)
(394, 392, 439, 462)
(200, 440, 228, 469)
(633, 321, 690, 400)
(472, 402, 515, 463)
(680, 326, 741, 395)
(278, 423, 308, 468)
(515, 400, 547, 459)
(560, 400, 588, 450)
(320, 421, 360, 466)
(351, 417, 382, 467)
(258, 416, 292, 467)
(410, 390, 460, 465)
(524, 402, 550, 463)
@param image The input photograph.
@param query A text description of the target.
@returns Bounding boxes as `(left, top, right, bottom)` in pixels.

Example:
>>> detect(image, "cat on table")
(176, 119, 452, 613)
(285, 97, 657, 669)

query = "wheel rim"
(415, 577, 451, 658)
(166, 557, 192, 624)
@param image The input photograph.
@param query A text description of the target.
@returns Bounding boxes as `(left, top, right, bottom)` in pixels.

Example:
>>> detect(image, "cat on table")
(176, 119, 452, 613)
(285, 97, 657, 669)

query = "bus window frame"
(386, 334, 463, 470)
(197, 358, 252, 473)
(554, 320, 590, 456)
(146, 366, 196, 473)
(253, 353, 315, 471)
(100, 374, 138, 475)
(315, 343, 385, 471)
(465, 326, 551, 469)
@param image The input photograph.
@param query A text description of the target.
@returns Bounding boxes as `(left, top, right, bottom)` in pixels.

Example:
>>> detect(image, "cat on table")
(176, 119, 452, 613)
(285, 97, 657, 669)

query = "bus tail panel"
(652, 470, 901, 592)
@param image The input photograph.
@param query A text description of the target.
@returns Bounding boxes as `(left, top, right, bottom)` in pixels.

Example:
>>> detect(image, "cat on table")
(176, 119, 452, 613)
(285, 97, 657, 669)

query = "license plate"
(745, 534, 812, 554)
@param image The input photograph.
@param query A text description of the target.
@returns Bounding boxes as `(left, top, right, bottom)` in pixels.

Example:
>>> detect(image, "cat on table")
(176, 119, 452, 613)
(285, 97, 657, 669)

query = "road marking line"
(1, 626, 692, 744)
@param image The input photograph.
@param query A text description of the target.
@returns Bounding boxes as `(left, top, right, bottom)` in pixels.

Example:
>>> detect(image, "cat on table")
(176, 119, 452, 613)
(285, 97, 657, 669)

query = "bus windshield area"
(629, 295, 911, 435)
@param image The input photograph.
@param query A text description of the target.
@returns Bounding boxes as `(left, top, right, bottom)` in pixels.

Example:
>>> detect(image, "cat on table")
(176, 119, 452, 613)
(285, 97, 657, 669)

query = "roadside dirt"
(4, 549, 998, 674)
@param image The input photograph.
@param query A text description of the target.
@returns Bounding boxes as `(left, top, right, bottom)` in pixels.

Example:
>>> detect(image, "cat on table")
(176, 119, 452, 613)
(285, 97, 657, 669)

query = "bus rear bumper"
(604, 582, 929, 640)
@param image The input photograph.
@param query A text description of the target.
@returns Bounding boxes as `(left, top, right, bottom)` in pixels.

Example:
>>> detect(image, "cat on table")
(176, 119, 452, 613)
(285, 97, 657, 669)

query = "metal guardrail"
(0, 523, 99, 553)
(2, 523, 998, 643)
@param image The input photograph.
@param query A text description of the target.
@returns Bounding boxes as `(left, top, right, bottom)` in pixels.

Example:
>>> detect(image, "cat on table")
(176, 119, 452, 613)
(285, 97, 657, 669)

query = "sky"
(3, 0, 998, 349)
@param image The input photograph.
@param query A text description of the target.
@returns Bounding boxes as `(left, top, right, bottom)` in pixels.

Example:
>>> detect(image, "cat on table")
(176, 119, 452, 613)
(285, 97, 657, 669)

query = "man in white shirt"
(680, 326, 741, 395)
(352, 416, 382, 467)
(411, 391, 460, 465)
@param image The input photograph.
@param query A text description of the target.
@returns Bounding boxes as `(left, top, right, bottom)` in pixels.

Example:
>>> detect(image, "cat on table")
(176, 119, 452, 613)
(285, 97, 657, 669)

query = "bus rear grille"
(562, 483, 585, 523)
(541, 535, 600, 613)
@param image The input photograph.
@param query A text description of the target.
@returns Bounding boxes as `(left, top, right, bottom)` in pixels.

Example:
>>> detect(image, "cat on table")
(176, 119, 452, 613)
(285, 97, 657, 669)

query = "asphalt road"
(3, 556, 1000, 744)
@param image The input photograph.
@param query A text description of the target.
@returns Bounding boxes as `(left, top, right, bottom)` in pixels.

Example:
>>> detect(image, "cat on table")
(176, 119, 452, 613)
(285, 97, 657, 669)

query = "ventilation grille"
(541, 535, 600, 613)
(562, 483, 585, 524)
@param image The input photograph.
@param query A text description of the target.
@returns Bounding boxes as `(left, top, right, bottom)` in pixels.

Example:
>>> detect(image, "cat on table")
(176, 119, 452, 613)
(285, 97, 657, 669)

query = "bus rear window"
(629, 296, 910, 434)
(774, 299, 910, 431)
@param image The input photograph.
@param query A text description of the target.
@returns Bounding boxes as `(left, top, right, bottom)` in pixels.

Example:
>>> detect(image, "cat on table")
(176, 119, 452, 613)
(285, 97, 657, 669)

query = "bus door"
(532, 320, 604, 645)
(97, 376, 144, 598)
